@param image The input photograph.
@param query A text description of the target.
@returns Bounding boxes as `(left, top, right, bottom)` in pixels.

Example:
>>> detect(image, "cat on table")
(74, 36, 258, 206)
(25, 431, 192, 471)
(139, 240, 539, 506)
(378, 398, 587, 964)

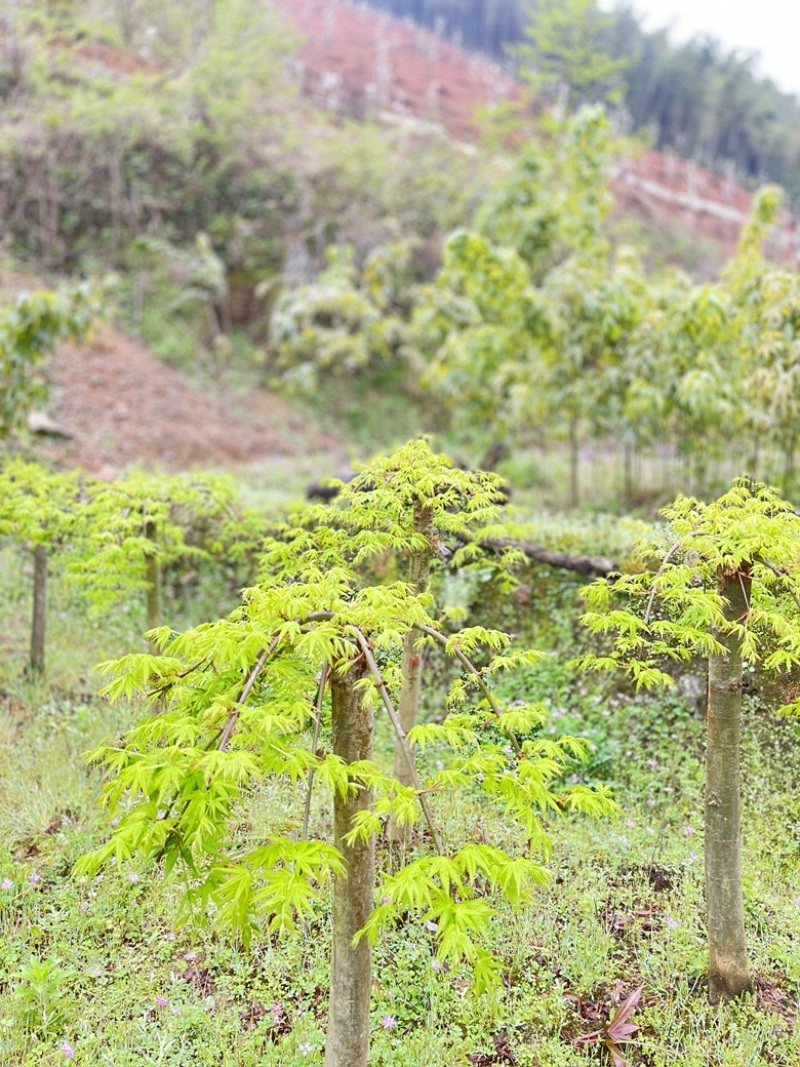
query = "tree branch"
(301, 662, 330, 841)
(756, 555, 800, 614)
(417, 624, 524, 756)
(462, 534, 618, 577)
(349, 626, 445, 856)
(217, 635, 281, 752)
(644, 531, 705, 625)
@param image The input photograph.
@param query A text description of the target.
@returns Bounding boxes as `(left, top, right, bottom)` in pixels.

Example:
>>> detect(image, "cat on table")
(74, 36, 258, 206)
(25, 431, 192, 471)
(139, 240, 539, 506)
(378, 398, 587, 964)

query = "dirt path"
(34, 325, 343, 476)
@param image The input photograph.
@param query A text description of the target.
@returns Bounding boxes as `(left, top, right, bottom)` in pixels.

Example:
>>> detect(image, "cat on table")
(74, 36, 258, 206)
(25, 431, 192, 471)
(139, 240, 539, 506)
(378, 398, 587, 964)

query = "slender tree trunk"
(29, 543, 48, 675)
(392, 501, 434, 787)
(568, 418, 580, 508)
(144, 520, 161, 655)
(782, 436, 796, 497)
(326, 658, 374, 1067)
(706, 569, 753, 1003)
(623, 440, 634, 507)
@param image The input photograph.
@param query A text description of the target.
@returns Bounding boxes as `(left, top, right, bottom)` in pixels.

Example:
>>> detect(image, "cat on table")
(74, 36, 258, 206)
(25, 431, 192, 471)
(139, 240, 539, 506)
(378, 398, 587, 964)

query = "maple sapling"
(579, 478, 800, 1001)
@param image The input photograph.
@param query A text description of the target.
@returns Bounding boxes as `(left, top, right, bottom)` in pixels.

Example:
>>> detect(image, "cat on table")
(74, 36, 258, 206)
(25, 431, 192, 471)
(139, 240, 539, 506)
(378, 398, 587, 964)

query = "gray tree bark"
(392, 501, 434, 787)
(144, 519, 162, 655)
(706, 569, 753, 1003)
(29, 543, 47, 675)
(569, 417, 580, 508)
(325, 658, 374, 1067)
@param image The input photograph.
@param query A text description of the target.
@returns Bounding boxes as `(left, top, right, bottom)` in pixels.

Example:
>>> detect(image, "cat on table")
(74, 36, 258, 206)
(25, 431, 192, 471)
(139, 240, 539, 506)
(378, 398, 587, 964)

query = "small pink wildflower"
(665, 916, 679, 930)
(1, 878, 12, 891)
(128, 873, 140, 884)
(382, 1015, 397, 1030)
(28, 872, 42, 888)
(60, 1042, 76, 1060)
(683, 825, 696, 836)
(184, 951, 198, 961)
(156, 995, 169, 1008)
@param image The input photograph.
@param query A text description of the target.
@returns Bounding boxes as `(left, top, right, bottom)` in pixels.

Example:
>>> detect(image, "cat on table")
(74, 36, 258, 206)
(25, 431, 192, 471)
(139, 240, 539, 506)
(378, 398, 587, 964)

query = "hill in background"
(361, 0, 800, 203)
(273, 0, 799, 269)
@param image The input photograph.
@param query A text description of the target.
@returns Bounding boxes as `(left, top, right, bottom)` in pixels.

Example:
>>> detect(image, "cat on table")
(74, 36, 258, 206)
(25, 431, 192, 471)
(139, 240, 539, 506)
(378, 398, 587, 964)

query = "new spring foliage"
(77, 441, 618, 993)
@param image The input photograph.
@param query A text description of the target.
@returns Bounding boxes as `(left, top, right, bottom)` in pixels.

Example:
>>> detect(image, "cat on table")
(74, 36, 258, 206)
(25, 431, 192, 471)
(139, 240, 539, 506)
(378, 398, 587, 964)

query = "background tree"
(71, 471, 238, 647)
(0, 284, 97, 443)
(0, 461, 88, 674)
(0, 462, 239, 673)
(270, 243, 415, 393)
(511, 0, 630, 113)
(725, 186, 800, 492)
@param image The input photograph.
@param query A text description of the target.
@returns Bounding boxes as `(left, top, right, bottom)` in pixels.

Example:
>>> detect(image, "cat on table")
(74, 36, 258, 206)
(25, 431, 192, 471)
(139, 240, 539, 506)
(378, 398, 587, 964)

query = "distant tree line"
(364, 0, 800, 201)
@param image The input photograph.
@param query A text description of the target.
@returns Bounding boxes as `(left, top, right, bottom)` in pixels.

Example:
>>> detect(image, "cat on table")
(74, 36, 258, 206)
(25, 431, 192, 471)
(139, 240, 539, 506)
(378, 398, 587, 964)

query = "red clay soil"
(34, 326, 341, 476)
(272, 0, 518, 140)
(276, 0, 799, 263)
(613, 152, 798, 261)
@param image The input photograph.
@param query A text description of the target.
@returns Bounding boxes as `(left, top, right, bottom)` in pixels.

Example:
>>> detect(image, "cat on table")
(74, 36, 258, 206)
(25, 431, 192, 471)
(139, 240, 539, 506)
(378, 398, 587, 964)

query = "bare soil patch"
(34, 325, 342, 476)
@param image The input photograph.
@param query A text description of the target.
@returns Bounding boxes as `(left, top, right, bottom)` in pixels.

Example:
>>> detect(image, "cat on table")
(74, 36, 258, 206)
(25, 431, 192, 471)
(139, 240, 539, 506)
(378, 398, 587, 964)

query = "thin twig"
(418, 624, 523, 757)
(155, 636, 281, 860)
(301, 663, 330, 841)
(757, 556, 800, 614)
(217, 635, 281, 752)
(738, 571, 751, 618)
(146, 657, 208, 699)
(349, 626, 445, 857)
(643, 532, 704, 625)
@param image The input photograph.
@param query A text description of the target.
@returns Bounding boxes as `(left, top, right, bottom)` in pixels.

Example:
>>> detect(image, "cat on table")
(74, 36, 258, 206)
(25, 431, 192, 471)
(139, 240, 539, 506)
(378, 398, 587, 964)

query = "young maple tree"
(0, 460, 89, 674)
(77, 441, 617, 1067)
(71, 471, 238, 649)
(578, 478, 800, 1002)
(0, 461, 238, 674)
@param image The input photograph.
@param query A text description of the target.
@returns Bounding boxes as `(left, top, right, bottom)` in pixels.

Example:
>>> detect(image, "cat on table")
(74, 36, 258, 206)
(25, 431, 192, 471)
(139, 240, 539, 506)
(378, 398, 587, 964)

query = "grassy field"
(1, 518, 799, 1067)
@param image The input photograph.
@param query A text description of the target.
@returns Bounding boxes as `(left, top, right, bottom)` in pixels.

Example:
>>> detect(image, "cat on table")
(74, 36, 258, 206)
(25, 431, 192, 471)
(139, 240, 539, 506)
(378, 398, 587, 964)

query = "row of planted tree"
(271, 108, 800, 506)
(0, 460, 265, 675)
(4, 443, 800, 1064)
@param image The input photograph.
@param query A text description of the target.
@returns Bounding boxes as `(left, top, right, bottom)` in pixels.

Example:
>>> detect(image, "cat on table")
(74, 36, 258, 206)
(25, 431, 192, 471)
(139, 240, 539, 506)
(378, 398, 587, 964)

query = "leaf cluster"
(0, 459, 241, 615)
(578, 479, 800, 702)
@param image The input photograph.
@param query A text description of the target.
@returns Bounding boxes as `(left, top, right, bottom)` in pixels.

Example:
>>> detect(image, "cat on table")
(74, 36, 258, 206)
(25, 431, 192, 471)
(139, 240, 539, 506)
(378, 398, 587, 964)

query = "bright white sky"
(611, 0, 800, 97)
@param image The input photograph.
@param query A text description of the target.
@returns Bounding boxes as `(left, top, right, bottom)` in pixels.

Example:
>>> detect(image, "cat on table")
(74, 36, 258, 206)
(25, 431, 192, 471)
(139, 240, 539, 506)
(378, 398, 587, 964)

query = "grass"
(0, 533, 799, 1066)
